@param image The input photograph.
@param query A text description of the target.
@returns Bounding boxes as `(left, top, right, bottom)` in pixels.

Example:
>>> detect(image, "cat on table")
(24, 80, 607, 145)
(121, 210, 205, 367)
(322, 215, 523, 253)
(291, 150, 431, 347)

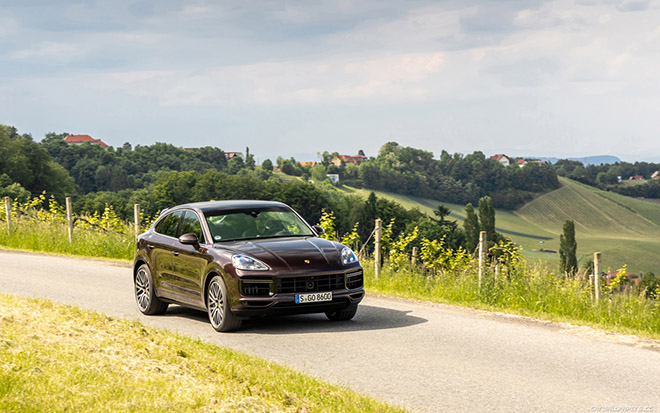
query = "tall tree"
(358, 192, 378, 246)
(0, 125, 77, 196)
(245, 146, 255, 169)
(559, 220, 578, 275)
(463, 203, 479, 252)
(261, 159, 273, 172)
(478, 196, 496, 242)
(433, 204, 451, 224)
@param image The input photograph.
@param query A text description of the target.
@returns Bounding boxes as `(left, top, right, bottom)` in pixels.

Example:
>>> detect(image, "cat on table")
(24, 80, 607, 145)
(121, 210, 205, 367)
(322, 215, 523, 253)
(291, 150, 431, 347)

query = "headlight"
(232, 254, 270, 271)
(341, 247, 359, 265)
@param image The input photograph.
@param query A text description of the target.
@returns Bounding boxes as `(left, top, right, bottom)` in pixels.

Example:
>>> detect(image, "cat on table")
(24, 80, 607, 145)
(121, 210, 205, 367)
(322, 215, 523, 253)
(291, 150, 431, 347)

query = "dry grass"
(0, 294, 403, 412)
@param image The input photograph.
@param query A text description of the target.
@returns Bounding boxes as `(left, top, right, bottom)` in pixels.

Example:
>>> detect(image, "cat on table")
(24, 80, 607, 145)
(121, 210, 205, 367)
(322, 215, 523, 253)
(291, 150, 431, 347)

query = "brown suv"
(133, 200, 364, 331)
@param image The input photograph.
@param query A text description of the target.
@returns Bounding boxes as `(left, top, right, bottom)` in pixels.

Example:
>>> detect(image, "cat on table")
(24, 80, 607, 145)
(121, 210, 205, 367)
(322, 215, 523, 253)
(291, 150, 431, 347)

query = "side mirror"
(311, 225, 325, 236)
(179, 233, 199, 246)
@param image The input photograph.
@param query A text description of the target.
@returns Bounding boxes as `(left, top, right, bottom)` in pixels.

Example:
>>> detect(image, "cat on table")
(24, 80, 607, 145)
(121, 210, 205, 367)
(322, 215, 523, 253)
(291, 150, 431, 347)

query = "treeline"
(1, 125, 519, 254)
(0, 126, 77, 200)
(281, 142, 560, 210)
(40, 133, 261, 193)
(554, 159, 660, 198)
(74, 169, 467, 252)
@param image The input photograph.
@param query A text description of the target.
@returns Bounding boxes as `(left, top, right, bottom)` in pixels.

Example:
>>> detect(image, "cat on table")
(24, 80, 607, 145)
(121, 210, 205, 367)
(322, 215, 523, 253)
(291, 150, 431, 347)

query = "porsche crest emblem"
(304, 259, 310, 264)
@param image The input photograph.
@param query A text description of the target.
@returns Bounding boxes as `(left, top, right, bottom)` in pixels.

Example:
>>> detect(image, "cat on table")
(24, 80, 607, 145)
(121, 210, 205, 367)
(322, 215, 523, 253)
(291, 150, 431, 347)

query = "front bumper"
(231, 267, 365, 317)
(232, 288, 365, 317)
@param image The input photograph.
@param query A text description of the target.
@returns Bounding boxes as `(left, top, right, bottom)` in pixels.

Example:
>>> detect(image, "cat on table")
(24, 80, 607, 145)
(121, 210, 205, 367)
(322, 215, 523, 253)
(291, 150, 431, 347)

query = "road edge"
(2, 247, 658, 352)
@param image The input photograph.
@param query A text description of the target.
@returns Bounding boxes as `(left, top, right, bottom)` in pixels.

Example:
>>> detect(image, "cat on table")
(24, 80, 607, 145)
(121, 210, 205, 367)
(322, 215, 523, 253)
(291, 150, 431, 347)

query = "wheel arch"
(133, 257, 149, 281)
(203, 270, 225, 308)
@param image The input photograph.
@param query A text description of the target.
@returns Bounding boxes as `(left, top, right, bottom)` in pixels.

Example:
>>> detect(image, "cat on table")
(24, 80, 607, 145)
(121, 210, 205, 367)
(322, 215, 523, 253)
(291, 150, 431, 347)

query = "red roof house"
(331, 154, 368, 166)
(63, 134, 108, 148)
(490, 154, 511, 167)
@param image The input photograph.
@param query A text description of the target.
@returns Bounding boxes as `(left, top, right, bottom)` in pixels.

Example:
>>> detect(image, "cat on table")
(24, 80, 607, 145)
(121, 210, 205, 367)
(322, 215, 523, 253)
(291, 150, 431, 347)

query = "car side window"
(180, 210, 205, 244)
(154, 211, 184, 238)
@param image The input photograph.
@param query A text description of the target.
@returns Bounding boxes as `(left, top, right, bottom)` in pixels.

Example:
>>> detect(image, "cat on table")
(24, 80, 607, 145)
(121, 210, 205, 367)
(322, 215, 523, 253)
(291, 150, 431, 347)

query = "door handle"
(173, 251, 179, 256)
(147, 244, 155, 249)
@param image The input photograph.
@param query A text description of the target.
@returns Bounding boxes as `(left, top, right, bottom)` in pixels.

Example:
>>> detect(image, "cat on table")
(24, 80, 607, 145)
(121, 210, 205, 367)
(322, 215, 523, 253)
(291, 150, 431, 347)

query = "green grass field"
(341, 177, 660, 274)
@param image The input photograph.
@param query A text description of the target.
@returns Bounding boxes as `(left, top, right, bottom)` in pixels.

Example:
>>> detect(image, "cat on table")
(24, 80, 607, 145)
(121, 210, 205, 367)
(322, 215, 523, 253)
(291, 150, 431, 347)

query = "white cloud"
(89, 52, 446, 106)
(616, 0, 650, 12)
(0, 13, 19, 37)
(111, 32, 167, 44)
(181, 3, 212, 16)
(334, 4, 475, 50)
(10, 41, 79, 60)
(514, 0, 600, 29)
(4, 0, 660, 160)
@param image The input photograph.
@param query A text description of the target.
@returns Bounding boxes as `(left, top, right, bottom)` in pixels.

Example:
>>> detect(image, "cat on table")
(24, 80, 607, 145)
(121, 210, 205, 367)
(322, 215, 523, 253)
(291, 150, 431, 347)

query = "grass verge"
(363, 260, 660, 340)
(0, 294, 402, 412)
(0, 220, 134, 261)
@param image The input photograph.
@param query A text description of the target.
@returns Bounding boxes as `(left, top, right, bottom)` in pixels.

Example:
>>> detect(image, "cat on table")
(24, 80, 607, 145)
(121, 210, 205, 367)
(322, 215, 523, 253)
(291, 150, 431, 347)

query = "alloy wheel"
(135, 268, 151, 312)
(208, 279, 225, 328)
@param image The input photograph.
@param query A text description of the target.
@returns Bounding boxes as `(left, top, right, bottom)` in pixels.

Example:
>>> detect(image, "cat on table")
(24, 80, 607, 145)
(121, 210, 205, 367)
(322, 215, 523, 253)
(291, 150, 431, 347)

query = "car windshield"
(205, 207, 315, 242)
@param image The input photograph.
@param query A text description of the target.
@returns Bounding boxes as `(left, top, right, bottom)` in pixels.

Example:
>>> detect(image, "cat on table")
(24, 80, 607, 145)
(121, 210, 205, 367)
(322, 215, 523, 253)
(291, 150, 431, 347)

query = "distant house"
(628, 175, 645, 181)
(652, 171, 659, 180)
(63, 134, 108, 149)
(579, 270, 639, 288)
(225, 152, 241, 160)
(331, 154, 368, 167)
(604, 270, 640, 287)
(299, 161, 317, 168)
(326, 174, 340, 184)
(490, 154, 511, 167)
(516, 158, 547, 168)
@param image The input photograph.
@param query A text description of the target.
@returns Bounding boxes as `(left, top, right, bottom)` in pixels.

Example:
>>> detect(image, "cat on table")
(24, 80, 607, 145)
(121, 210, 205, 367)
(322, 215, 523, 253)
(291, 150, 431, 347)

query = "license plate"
(295, 292, 332, 304)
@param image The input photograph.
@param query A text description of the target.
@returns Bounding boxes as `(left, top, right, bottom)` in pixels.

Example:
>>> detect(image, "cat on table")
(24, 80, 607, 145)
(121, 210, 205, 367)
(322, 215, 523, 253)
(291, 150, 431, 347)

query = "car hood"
(216, 236, 348, 273)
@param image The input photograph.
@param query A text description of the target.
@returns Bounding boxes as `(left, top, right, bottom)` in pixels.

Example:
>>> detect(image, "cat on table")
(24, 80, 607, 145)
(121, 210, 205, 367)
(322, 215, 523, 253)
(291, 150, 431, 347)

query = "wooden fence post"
(134, 204, 141, 238)
(478, 231, 487, 289)
(374, 218, 382, 278)
(66, 197, 73, 243)
(594, 252, 601, 304)
(411, 246, 418, 267)
(4, 197, 11, 233)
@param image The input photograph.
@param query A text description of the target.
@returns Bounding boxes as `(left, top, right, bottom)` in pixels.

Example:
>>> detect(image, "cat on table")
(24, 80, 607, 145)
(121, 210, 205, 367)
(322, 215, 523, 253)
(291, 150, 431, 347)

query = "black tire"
(134, 264, 168, 315)
(206, 275, 242, 332)
(325, 304, 358, 321)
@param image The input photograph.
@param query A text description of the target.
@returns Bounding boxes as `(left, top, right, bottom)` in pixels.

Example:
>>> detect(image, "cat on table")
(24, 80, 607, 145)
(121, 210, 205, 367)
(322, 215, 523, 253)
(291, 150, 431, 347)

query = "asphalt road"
(1, 249, 660, 412)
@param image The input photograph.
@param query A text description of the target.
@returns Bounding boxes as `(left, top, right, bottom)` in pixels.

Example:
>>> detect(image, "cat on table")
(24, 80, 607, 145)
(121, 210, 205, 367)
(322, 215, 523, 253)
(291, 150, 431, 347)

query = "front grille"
(277, 273, 345, 294)
(241, 281, 272, 296)
(346, 270, 364, 289)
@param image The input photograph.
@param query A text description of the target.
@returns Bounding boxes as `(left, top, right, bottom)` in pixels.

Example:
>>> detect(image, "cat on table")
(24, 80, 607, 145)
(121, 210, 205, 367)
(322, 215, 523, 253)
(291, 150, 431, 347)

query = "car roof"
(177, 200, 289, 214)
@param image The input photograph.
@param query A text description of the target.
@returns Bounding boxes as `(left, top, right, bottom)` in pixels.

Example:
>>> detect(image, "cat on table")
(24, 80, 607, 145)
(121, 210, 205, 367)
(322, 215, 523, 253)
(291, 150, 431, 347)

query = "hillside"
(517, 177, 660, 273)
(341, 177, 660, 273)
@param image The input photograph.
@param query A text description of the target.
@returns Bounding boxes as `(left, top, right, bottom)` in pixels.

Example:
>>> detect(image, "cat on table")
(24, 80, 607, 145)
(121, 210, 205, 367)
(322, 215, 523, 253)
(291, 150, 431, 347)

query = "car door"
(150, 210, 184, 298)
(170, 210, 213, 307)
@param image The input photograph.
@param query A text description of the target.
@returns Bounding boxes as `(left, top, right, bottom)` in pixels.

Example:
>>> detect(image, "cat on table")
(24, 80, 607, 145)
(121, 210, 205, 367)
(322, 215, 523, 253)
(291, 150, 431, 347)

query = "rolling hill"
(341, 177, 660, 274)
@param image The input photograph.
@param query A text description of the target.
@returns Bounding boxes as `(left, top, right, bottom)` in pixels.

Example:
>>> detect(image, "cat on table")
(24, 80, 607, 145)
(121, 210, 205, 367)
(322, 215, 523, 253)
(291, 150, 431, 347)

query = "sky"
(1, 0, 659, 163)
